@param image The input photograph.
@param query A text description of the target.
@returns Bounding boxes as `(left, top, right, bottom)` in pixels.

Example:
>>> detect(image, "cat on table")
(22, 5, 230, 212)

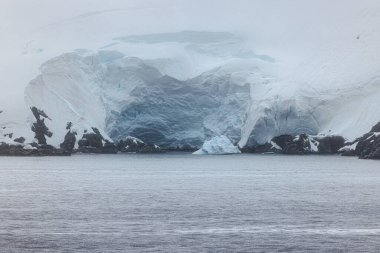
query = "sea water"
(1, 154, 380, 252)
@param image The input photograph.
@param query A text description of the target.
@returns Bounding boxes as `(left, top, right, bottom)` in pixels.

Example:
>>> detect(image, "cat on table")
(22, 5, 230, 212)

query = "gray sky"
(0, 0, 370, 50)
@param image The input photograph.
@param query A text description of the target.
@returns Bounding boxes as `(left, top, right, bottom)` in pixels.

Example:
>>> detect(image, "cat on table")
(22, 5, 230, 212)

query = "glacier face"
(240, 98, 320, 147)
(25, 46, 253, 148)
(107, 70, 251, 148)
(24, 51, 166, 146)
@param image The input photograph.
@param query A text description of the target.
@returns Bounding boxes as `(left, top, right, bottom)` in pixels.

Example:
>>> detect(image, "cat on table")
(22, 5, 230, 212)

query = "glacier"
(24, 49, 253, 148)
(1, 0, 380, 153)
(23, 28, 380, 150)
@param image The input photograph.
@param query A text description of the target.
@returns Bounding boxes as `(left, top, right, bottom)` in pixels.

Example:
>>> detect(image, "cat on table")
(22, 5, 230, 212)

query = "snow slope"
(2, 0, 380, 147)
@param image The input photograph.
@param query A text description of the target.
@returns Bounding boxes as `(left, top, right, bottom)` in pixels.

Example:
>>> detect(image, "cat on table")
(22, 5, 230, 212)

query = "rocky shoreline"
(0, 107, 379, 160)
(239, 124, 380, 160)
(1, 131, 378, 159)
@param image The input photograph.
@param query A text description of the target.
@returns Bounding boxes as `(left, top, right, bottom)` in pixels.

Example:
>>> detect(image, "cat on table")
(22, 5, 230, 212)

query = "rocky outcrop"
(77, 127, 117, 154)
(13, 137, 26, 144)
(117, 136, 162, 153)
(241, 133, 345, 155)
(356, 133, 380, 159)
(0, 143, 69, 156)
(370, 122, 380, 132)
(30, 106, 52, 145)
(240, 142, 279, 154)
(0, 107, 71, 156)
(102, 141, 119, 154)
(78, 128, 103, 150)
(60, 122, 77, 153)
(315, 135, 345, 154)
(272, 134, 312, 155)
(339, 122, 380, 160)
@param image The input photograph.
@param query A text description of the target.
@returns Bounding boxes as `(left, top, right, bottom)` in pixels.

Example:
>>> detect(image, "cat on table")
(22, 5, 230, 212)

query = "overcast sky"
(0, 0, 364, 44)
(1, 0, 374, 52)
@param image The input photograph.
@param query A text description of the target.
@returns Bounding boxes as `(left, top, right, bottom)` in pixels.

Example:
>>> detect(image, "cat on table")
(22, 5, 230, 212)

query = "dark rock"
(102, 141, 118, 154)
(343, 121, 380, 159)
(31, 107, 51, 120)
(241, 135, 306, 154)
(273, 133, 311, 155)
(354, 133, 372, 156)
(30, 106, 53, 145)
(163, 144, 198, 152)
(316, 135, 345, 154)
(78, 128, 104, 149)
(271, 135, 294, 149)
(77, 127, 118, 154)
(38, 144, 55, 150)
(241, 133, 345, 155)
(60, 131, 76, 153)
(117, 136, 162, 153)
(137, 144, 162, 153)
(4, 133, 13, 139)
(370, 147, 380, 159)
(341, 149, 357, 156)
(30, 142, 39, 148)
(370, 122, 380, 133)
(356, 133, 380, 159)
(66, 122, 73, 130)
(240, 142, 279, 153)
(0, 142, 70, 156)
(60, 122, 76, 153)
(77, 146, 103, 154)
(117, 136, 145, 152)
(14, 137, 25, 144)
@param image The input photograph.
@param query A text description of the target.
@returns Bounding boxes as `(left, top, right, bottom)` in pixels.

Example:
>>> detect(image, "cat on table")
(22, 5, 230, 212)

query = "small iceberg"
(193, 135, 241, 155)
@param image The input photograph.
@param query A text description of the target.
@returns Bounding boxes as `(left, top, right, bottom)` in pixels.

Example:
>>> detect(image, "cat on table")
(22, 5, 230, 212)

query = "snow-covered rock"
(242, 133, 345, 155)
(193, 135, 241, 155)
(117, 136, 161, 153)
(340, 122, 380, 159)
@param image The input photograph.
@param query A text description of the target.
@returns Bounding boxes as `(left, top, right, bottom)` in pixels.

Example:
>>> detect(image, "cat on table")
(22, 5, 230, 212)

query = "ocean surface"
(1, 154, 380, 252)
